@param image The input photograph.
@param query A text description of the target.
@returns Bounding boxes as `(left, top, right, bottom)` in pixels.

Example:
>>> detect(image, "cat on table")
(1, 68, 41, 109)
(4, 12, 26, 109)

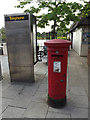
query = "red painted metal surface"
(44, 39, 71, 100)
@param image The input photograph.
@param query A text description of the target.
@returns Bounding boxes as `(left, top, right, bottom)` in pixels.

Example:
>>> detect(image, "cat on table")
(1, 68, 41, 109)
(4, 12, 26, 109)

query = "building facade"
(69, 15, 90, 57)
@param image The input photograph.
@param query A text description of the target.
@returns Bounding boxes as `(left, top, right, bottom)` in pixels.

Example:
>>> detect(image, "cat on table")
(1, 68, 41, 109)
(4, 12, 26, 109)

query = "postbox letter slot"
(52, 55, 63, 57)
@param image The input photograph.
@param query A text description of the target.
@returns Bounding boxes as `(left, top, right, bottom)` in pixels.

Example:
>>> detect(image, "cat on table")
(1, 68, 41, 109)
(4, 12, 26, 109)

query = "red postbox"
(44, 39, 71, 108)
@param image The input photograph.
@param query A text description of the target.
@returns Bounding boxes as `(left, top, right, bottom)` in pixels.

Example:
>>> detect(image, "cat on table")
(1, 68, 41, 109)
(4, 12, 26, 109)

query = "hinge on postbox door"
(64, 74, 66, 77)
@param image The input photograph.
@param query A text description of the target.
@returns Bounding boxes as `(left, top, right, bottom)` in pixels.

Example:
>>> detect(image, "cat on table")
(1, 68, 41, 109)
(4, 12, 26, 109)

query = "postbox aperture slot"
(52, 55, 63, 57)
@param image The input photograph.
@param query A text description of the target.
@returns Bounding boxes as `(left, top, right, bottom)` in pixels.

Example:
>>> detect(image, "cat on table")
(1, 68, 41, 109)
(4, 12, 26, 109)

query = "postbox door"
(48, 50, 68, 99)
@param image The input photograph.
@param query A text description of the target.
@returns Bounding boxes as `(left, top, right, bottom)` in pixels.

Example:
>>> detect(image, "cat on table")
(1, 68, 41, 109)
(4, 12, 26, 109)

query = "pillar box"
(44, 39, 71, 108)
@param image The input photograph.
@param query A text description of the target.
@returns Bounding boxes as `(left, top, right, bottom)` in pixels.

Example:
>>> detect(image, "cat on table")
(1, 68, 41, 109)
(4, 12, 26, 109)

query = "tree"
(0, 30, 2, 43)
(16, 0, 90, 39)
(79, 1, 90, 17)
(0, 27, 6, 43)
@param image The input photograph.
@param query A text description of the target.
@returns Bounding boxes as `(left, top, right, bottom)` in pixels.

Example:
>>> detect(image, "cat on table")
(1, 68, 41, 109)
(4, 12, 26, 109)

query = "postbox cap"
(44, 39, 71, 47)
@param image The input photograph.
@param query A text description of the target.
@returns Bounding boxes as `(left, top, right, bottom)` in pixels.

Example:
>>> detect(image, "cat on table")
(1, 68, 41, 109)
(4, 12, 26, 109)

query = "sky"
(0, 0, 52, 33)
(0, 0, 24, 28)
(0, 0, 89, 33)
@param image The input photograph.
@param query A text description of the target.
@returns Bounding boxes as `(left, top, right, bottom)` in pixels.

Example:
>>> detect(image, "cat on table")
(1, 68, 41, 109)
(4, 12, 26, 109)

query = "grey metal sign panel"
(5, 13, 37, 82)
(9, 66, 34, 82)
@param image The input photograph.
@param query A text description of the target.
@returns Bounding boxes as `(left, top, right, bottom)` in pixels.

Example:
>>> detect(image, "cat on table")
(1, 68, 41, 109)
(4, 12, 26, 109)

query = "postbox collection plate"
(53, 61, 61, 73)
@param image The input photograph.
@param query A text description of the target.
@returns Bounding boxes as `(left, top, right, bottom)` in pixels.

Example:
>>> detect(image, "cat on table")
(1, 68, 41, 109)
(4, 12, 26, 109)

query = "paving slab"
(2, 78, 11, 92)
(88, 109, 90, 119)
(2, 88, 19, 99)
(23, 102, 48, 118)
(2, 106, 26, 118)
(2, 83, 11, 92)
(68, 77, 83, 87)
(69, 86, 87, 96)
(37, 83, 48, 92)
(20, 85, 39, 97)
(46, 111, 70, 118)
(2, 98, 12, 113)
(5, 83, 25, 92)
(31, 91, 47, 103)
(68, 94, 88, 108)
(0, 115, 1, 120)
(41, 78, 48, 84)
(9, 94, 32, 109)
(0, 104, 1, 112)
(71, 107, 88, 118)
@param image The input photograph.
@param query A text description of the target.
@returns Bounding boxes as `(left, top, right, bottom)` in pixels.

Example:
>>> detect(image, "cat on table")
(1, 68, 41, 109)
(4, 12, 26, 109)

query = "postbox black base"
(48, 95, 66, 108)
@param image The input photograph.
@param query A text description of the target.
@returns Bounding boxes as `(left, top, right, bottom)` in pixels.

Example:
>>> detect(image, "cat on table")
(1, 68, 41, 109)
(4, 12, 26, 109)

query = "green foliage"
(0, 30, 2, 42)
(16, 0, 89, 39)
(25, 7, 40, 13)
(79, 1, 90, 17)
(57, 36, 67, 40)
(0, 27, 6, 42)
(37, 32, 46, 40)
(37, 31, 67, 40)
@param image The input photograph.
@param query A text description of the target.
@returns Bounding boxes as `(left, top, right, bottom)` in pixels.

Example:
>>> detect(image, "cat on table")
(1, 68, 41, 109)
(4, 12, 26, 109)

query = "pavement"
(0, 49, 89, 118)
